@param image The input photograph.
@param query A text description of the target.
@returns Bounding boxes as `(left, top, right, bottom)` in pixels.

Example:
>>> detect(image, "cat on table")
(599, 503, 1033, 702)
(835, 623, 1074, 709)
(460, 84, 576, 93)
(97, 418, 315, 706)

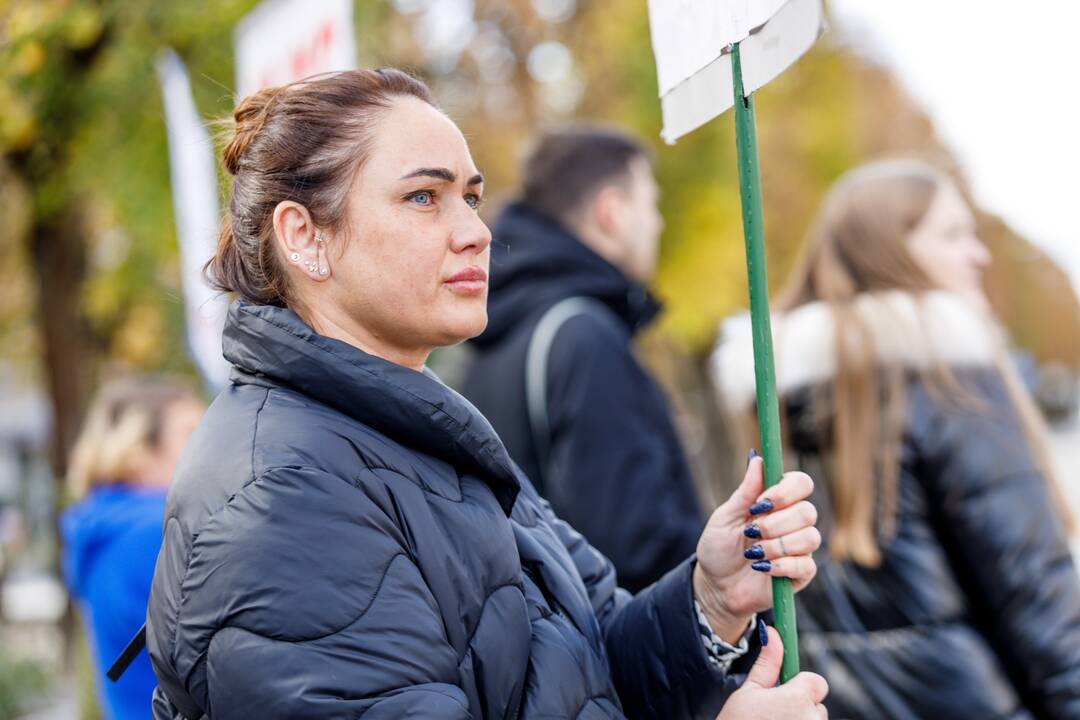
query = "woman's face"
(319, 96, 491, 367)
(906, 180, 991, 301)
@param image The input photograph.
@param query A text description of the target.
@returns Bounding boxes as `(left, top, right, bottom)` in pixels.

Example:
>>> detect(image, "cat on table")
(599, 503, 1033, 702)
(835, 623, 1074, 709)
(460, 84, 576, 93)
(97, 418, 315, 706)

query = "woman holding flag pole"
(142, 68, 827, 719)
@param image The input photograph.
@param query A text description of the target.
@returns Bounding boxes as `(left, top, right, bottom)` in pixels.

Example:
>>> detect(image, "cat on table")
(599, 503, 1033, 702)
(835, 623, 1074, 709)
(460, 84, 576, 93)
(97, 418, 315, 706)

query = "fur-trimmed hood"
(711, 290, 1004, 410)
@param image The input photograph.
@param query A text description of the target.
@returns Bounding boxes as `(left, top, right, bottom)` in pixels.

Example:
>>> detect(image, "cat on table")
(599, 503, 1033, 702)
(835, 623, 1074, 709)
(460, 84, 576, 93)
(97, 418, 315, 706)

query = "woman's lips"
(445, 266, 488, 294)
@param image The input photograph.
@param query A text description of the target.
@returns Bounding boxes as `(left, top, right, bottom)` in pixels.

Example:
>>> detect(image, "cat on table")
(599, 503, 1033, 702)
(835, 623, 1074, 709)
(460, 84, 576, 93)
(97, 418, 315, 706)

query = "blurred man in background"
(462, 125, 705, 593)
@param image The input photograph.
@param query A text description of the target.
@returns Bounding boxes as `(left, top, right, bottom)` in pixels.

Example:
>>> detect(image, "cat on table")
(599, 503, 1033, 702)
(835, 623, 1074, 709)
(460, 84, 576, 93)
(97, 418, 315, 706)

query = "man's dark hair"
(521, 124, 651, 228)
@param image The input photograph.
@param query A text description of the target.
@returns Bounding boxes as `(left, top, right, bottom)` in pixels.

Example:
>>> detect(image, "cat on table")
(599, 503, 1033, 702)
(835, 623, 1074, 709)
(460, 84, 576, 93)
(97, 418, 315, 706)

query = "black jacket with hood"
(462, 203, 705, 593)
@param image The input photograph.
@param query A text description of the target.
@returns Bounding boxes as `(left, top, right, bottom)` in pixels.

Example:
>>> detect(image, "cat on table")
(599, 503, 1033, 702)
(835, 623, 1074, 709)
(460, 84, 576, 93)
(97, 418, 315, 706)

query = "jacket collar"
(223, 300, 521, 514)
(712, 290, 1003, 411)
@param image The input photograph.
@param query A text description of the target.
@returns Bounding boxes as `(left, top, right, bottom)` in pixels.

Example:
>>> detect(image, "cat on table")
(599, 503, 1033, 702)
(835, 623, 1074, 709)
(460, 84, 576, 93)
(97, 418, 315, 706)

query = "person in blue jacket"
(145, 68, 828, 719)
(61, 376, 204, 720)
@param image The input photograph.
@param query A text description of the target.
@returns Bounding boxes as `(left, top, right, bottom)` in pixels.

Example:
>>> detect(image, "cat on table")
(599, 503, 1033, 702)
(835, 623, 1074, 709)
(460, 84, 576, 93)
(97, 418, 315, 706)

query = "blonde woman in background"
(61, 377, 204, 720)
(711, 159, 1080, 719)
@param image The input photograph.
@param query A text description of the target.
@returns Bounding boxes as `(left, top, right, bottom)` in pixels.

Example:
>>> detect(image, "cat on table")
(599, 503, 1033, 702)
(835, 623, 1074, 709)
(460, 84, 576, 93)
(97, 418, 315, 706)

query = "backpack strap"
(524, 297, 606, 488)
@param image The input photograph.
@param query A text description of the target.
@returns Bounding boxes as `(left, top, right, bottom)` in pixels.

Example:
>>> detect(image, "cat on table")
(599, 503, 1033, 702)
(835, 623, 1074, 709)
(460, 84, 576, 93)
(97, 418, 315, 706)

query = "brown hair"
(769, 159, 1074, 566)
(67, 376, 202, 499)
(207, 68, 436, 306)
(521, 124, 651, 229)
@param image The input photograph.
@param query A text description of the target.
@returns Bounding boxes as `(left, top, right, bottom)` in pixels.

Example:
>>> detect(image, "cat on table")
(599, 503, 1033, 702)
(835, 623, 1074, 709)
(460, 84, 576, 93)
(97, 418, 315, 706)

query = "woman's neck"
(297, 302, 430, 372)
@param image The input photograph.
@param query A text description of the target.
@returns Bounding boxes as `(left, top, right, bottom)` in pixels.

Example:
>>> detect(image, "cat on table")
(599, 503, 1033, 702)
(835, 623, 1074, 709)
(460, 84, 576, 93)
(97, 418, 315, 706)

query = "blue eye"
(408, 191, 434, 206)
(465, 194, 482, 210)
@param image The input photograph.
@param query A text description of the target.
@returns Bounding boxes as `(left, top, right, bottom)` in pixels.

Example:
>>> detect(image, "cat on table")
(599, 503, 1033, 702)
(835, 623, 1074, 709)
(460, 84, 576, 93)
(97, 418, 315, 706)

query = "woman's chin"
(435, 311, 489, 346)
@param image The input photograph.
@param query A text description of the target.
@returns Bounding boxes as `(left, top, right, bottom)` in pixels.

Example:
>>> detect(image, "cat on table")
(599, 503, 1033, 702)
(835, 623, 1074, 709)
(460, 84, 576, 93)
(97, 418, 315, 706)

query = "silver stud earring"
(319, 266, 328, 276)
(290, 252, 300, 262)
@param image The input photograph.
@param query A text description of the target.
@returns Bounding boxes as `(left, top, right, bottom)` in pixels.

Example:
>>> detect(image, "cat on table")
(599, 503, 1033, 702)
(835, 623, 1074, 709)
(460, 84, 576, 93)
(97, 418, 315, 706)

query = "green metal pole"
(730, 41, 800, 683)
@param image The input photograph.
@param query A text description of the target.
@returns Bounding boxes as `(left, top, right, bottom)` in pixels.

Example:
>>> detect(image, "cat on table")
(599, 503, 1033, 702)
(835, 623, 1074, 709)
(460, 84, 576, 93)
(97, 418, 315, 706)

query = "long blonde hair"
(772, 159, 1074, 566)
(67, 376, 201, 500)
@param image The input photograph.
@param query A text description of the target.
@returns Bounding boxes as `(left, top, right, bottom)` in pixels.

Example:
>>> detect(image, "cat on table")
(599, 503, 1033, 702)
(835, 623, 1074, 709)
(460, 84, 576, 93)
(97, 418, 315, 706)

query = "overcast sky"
(828, 1, 1080, 290)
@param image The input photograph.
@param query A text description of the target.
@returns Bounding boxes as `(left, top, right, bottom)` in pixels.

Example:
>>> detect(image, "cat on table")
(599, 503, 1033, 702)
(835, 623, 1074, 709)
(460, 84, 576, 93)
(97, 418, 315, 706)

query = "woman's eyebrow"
(399, 167, 484, 186)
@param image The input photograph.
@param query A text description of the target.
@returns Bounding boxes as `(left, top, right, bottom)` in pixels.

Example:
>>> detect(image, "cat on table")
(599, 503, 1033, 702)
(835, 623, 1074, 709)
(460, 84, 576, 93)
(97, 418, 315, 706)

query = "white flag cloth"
(649, 0, 825, 143)
(234, 0, 357, 99)
(156, 49, 230, 391)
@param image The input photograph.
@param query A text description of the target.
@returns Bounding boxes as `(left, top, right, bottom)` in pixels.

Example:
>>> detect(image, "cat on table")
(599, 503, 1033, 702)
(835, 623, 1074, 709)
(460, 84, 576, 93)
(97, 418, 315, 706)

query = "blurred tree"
(2, 0, 111, 478)
(1, 0, 342, 477)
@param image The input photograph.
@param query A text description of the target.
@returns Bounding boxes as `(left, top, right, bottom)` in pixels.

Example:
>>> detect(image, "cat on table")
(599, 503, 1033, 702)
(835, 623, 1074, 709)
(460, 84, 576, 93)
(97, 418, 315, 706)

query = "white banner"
(649, 0, 825, 143)
(156, 50, 231, 391)
(235, 0, 357, 99)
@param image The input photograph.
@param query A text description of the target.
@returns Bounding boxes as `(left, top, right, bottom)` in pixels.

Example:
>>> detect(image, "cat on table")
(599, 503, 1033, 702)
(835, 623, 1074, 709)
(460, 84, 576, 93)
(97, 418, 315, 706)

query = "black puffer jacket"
(462, 203, 704, 593)
(146, 300, 751, 720)
(712, 291, 1080, 720)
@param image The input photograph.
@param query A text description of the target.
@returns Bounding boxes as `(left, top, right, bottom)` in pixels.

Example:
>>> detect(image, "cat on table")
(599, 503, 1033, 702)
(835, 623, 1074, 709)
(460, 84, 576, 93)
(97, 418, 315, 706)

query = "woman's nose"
(450, 204, 492, 255)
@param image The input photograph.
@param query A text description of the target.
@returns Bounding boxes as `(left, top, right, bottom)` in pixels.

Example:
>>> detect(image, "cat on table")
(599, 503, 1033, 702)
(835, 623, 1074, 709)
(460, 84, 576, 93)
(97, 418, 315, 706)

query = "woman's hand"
(693, 454, 820, 642)
(717, 626, 829, 719)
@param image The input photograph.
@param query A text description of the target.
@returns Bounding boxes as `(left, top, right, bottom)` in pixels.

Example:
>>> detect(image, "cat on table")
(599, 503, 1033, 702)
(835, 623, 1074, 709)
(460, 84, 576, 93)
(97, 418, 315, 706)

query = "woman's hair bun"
(223, 86, 281, 176)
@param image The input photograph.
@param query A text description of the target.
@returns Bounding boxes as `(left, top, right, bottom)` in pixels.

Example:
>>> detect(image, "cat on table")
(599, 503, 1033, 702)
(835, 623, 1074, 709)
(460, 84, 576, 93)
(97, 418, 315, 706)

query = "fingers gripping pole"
(730, 41, 800, 683)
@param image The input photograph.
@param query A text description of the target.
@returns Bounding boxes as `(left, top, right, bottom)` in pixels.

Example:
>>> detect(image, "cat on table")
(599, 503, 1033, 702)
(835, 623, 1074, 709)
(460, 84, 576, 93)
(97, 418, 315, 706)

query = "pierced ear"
(272, 201, 329, 281)
(314, 230, 330, 279)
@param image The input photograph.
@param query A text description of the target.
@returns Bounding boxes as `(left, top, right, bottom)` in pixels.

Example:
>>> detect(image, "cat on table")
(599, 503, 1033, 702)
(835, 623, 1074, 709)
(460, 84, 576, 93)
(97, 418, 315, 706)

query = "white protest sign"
(649, 0, 788, 96)
(235, 0, 357, 99)
(649, 0, 825, 143)
(156, 50, 231, 391)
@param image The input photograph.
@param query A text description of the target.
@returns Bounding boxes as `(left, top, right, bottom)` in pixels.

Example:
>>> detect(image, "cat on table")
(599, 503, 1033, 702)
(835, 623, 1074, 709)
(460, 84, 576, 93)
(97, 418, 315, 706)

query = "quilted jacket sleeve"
(532, 483, 755, 720)
(147, 466, 471, 720)
(913, 373, 1080, 718)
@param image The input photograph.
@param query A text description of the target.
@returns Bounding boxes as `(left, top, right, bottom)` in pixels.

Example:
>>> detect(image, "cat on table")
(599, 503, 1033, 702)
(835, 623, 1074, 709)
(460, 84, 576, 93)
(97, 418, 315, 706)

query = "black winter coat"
(462, 203, 704, 593)
(146, 300, 750, 720)
(713, 291, 1080, 720)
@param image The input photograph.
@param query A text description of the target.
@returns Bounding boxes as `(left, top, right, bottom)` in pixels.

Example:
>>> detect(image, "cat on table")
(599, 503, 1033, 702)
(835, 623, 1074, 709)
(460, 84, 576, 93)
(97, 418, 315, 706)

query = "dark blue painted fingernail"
(743, 544, 765, 560)
(751, 560, 772, 572)
(744, 523, 762, 539)
(757, 618, 769, 646)
(747, 448, 759, 467)
(749, 499, 774, 515)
